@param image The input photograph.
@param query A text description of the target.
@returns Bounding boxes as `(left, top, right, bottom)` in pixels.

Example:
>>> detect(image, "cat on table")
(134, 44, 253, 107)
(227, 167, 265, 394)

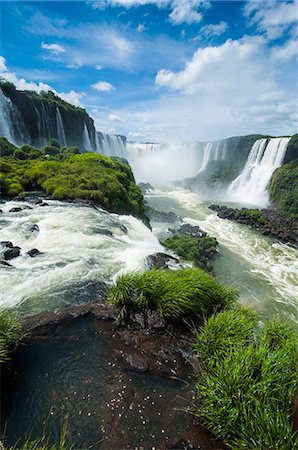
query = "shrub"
(13, 148, 27, 160)
(108, 268, 236, 322)
(42, 145, 61, 156)
(0, 136, 18, 156)
(48, 138, 60, 148)
(0, 309, 21, 363)
(28, 148, 44, 159)
(194, 309, 298, 449)
(269, 159, 298, 218)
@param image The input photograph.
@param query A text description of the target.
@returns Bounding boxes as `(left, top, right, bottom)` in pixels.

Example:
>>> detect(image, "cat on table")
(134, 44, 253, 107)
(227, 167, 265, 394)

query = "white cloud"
(0, 56, 7, 71)
(272, 39, 298, 61)
(199, 21, 228, 39)
(244, 0, 298, 40)
(41, 42, 65, 53)
(0, 56, 84, 107)
(95, 64, 103, 70)
(137, 23, 145, 32)
(92, 81, 115, 91)
(109, 113, 122, 121)
(89, 0, 210, 25)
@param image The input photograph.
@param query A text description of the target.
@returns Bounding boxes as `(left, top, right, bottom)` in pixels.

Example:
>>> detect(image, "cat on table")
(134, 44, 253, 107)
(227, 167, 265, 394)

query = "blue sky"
(0, 0, 297, 142)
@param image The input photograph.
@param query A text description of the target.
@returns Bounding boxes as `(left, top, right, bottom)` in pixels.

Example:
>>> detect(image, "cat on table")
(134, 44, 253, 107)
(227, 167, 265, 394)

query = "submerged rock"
(126, 353, 149, 372)
(27, 248, 43, 258)
(1, 241, 13, 248)
(9, 207, 22, 213)
(0, 260, 13, 268)
(146, 252, 181, 270)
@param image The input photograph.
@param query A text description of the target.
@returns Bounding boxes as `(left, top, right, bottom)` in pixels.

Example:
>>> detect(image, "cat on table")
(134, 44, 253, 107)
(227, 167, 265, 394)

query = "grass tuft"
(194, 309, 298, 449)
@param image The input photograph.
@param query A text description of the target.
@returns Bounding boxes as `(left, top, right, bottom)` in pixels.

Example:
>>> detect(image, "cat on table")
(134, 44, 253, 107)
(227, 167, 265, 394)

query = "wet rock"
(147, 310, 165, 329)
(4, 246, 21, 260)
(39, 202, 49, 207)
(209, 204, 298, 245)
(146, 206, 182, 224)
(0, 209, 3, 213)
(29, 224, 39, 233)
(126, 353, 149, 372)
(27, 248, 42, 258)
(97, 228, 113, 237)
(1, 241, 13, 248)
(120, 224, 127, 233)
(9, 207, 22, 213)
(147, 252, 180, 270)
(130, 312, 146, 328)
(138, 182, 154, 194)
(178, 223, 206, 238)
(34, 199, 43, 205)
(0, 260, 13, 268)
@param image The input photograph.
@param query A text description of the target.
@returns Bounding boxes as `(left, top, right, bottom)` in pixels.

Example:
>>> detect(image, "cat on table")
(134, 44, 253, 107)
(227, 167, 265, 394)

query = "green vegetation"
(194, 308, 298, 449)
(162, 235, 218, 269)
(0, 137, 18, 157)
(234, 208, 266, 223)
(0, 309, 21, 363)
(269, 159, 298, 218)
(108, 268, 236, 322)
(0, 151, 146, 218)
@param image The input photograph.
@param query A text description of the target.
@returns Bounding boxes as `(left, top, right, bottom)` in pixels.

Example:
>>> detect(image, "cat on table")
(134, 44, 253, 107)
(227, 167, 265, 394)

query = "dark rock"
(120, 224, 127, 233)
(0, 260, 13, 268)
(130, 312, 146, 328)
(27, 248, 43, 258)
(147, 310, 165, 329)
(4, 247, 21, 260)
(1, 241, 13, 248)
(146, 252, 180, 270)
(29, 224, 39, 233)
(138, 182, 154, 194)
(146, 206, 182, 224)
(9, 207, 22, 213)
(126, 353, 149, 372)
(97, 228, 113, 237)
(34, 199, 43, 205)
(0, 209, 2, 213)
(178, 223, 206, 238)
(39, 202, 49, 207)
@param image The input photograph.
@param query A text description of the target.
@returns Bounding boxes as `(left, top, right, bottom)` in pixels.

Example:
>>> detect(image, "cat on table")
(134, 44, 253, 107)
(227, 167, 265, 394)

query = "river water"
(146, 188, 298, 325)
(0, 189, 297, 324)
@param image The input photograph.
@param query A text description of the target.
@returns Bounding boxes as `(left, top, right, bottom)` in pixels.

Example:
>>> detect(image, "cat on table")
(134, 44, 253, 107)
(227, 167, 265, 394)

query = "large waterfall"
(228, 137, 291, 206)
(96, 132, 127, 157)
(0, 88, 29, 145)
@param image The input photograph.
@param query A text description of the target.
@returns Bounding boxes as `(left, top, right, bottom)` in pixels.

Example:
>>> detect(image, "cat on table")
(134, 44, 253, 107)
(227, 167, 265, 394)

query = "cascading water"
(0, 88, 29, 145)
(83, 123, 92, 151)
(96, 132, 127, 157)
(56, 107, 67, 147)
(228, 137, 290, 206)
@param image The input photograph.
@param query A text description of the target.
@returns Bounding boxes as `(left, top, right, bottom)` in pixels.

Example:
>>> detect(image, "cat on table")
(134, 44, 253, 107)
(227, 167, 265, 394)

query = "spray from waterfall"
(0, 89, 29, 145)
(228, 137, 290, 207)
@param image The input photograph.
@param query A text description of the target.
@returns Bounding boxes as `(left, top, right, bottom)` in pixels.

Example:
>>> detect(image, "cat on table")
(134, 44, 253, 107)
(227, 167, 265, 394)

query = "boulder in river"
(4, 246, 21, 260)
(27, 248, 43, 258)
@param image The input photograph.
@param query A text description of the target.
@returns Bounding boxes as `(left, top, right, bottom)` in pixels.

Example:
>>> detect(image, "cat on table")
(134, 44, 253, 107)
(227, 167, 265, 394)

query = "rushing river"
(0, 189, 297, 324)
(146, 188, 298, 325)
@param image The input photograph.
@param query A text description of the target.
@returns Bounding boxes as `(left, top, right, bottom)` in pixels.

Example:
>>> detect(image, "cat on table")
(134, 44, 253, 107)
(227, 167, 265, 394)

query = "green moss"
(162, 234, 218, 268)
(194, 309, 298, 449)
(269, 159, 298, 218)
(0, 153, 146, 218)
(108, 268, 236, 322)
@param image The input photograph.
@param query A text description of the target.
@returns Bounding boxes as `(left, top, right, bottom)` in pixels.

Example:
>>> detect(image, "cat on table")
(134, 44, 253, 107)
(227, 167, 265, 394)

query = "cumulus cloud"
(92, 81, 115, 91)
(109, 113, 122, 121)
(199, 21, 228, 39)
(272, 39, 298, 61)
(41, 42, 65, 53)
(89, 0, 210, 25)
(244, 0, 298, 40)
(0, 56, 84, 106)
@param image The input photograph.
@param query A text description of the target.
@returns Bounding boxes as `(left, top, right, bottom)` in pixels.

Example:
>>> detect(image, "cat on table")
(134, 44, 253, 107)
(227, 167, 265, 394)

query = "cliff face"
(0, 81, 97, 150)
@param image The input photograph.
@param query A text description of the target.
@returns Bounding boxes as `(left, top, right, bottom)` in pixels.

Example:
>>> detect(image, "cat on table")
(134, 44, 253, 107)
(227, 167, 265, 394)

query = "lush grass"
(194, 309, 298, 449)
(0, 152, 145, 218)
(162, 235, 218, 269)
(108, 268, 236, 322)
(0, 309, 21, 363)
(269, 159, 298, 218)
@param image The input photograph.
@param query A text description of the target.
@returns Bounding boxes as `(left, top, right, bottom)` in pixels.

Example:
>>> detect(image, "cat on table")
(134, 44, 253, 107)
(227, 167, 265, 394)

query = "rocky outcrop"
(210, 205, 298, 245)
(0, 81, 97, 150)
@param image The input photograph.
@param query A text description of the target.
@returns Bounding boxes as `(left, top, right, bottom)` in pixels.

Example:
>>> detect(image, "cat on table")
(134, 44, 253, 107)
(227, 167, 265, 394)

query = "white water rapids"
(0, 200, 162, 313)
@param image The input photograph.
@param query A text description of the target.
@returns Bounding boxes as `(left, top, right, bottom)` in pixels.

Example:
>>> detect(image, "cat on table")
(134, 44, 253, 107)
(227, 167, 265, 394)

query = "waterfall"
(56, 108, 67, 147)
(96, 132, 127, 157)
(0, 89, 29, 145)
(83, 123, 92, 151)
(228, 137, 291, 206)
